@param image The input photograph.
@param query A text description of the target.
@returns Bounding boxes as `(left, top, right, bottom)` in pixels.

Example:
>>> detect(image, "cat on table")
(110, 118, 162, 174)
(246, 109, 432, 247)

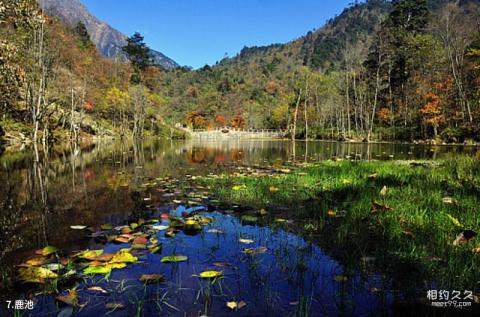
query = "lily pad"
(161, 255, 188, 263)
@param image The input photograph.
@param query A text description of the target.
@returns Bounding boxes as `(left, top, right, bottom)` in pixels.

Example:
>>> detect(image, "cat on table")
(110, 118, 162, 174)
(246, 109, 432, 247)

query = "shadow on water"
(0, 139, 478, 316)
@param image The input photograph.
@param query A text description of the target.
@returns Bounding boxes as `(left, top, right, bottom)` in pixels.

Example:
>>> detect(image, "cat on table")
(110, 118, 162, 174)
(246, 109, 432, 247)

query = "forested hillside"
(0, 0, 184, 147)
(1, 0, 479, 146)
(157, 0, 480, 142)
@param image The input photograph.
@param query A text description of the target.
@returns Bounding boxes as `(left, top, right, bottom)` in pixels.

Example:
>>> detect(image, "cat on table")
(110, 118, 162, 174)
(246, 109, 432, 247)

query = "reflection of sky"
(48, 208, 395, 316)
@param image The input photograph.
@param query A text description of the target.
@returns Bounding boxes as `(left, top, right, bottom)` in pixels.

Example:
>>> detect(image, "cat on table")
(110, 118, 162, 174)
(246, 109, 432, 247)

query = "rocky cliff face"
(38, 0, 179, 69)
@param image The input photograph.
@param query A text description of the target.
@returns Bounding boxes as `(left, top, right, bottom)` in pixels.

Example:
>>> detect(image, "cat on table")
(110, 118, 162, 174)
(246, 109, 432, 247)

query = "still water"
(0, 140, 477, 316)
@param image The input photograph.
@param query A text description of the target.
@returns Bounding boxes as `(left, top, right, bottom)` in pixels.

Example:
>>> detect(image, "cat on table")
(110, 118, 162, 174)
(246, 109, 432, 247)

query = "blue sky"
(82, 0, 354, 68)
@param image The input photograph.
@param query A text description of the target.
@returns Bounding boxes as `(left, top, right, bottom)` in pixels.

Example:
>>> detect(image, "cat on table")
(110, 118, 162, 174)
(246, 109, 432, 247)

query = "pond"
(0, 140, 478, 316)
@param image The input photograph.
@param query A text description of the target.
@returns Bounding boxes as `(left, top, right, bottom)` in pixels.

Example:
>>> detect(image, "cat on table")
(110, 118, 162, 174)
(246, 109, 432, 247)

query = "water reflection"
(0, 139, 478, 315)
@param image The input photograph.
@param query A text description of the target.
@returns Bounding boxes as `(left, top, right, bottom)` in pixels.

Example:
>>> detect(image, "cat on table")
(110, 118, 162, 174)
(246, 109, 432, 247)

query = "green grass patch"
(198, 157, 480, 291)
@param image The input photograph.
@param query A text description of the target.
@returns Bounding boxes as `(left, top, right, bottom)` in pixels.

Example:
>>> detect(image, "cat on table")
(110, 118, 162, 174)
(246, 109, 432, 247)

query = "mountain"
(38, 0, 179, 69)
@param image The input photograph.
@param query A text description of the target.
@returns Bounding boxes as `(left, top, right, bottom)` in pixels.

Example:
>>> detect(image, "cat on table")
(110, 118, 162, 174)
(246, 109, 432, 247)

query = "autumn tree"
(122, 32, 153, 83)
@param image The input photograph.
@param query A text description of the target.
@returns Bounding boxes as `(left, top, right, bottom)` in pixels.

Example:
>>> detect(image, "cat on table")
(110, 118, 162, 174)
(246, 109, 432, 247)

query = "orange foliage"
(377, 108, 392, 123)
(421, 92, 444, 127)
(230, 115, 245, 129)
(215, 114, 227, 127)
(265, 80, 278, 95)
(84, 100, 94, 112)
(186, 111, 206, 129)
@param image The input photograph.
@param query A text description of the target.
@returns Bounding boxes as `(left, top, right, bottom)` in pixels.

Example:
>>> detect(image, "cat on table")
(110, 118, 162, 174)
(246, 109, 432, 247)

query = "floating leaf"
(257, 209, 268, 216)
(78, 250, 104, 260)
(239, 238, 254, 244)
(132, 237, 148, 245)
(18, 267, 58, 283)
(165, 228, 178, 237)
(243, 247, 268, 255)
(100, 223, 113, 230)
(161, 255, 188, 263)
(36, 246, 58, 256)
(139, 274, 166, 284)
(241, 215, 258, 222)
(207, 229, 224, 234)
(23, 257, 49, 267)
(94, 253, 114, 262)
(83, 266, 111, 275)
(447, 214, 463, 227)
(226, 300, 246, 310)
(148, 244, 162, 254)
(274, 218, 287, 223)
(87, 286, 108, 294)
(151, 225, 169, 231)
(199, 270, 223, 279)
(213, 262, 231, 267)
(42, 263, 64, 271)
(130, 223, 139, 229)
(110, 251, 138, 264)
(56, 290, 78, 307)
(70, 225, 87, 230)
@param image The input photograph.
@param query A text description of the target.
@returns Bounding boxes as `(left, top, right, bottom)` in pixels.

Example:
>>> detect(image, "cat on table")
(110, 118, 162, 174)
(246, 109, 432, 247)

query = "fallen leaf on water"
(56, 290, 78, 307)
(165, 228, 178, 237)
(213, 262, 231, 267)
(207, 229, 224, 234)
(453, 230, 477, 246)
(161, 255, 188, 263)
(241, 215, 258, 222)
(94, 253, 114, 262)
(23, 257, 48, 267)
(114, 236, 131, 244)
(70, 225, 87, 230)
(87, 286, 108, 294)
(110, 251, 138, 264)
(239, 238, 254, 244)
(140, 274, 166, 284)
(151, 225, 169, 231)
(226, 300, 247, 310)
(199, 270, 223, 279)
(42, 263, 64, 271)
(83, 265, 111, 275)
(100, 224, 113, 230)
(257, 208, 268, 216)
(379, 186, 388, 196)
(18, 267, 58, 283)
(289, 301, 299, 306)
(148, 244, 162, 254)
(78, 250, 104, 261)
(132, 237, 148, 245)
(35, 246, 58, 256)
(243, 247, 268, 255)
